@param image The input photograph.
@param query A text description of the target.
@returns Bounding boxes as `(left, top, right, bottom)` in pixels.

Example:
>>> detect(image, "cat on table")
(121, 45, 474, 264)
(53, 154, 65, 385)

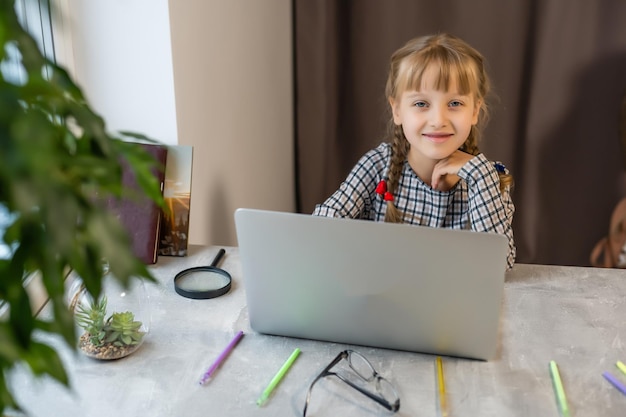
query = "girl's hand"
(431, 150, 474, 190)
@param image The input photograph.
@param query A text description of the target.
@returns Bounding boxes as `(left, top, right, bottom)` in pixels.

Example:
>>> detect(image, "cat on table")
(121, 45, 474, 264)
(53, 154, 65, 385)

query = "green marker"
(549, 360, 570, 417)
(257, 348, 301, 406)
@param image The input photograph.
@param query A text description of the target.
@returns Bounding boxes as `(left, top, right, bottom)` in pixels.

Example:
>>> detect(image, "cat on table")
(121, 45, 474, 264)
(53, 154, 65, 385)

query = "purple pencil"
(603, 371, 626, 396)
(199, 330, 244, 385)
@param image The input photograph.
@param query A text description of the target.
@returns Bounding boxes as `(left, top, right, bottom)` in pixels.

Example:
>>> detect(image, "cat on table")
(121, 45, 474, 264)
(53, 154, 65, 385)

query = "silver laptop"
(234, 208, 508, 360)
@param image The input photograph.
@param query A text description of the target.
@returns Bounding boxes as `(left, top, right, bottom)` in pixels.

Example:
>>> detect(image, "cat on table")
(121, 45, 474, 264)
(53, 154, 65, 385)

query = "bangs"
(395, 47, 478, 97)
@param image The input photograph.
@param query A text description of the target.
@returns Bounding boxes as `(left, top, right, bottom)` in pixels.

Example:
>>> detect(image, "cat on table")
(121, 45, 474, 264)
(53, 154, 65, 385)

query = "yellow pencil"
(617, 360, 626, 376)
(436, 356, 449, 417)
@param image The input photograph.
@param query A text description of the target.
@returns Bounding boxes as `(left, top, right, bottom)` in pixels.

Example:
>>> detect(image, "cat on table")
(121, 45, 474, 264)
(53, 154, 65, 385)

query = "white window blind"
(1, 0, 55, 84)
(1, 0, 55, 239)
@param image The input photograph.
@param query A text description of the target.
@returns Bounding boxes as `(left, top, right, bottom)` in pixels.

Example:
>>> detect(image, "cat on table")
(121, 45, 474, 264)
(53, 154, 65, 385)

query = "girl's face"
(389, 65, 481, 165)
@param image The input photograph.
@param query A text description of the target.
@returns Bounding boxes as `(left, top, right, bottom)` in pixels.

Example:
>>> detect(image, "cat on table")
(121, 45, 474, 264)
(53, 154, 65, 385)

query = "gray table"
(8, 245, 626, 416)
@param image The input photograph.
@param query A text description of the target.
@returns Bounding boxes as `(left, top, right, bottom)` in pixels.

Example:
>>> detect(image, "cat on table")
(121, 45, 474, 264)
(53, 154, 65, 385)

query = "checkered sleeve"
(312, 144, 389, 219)
(457, 154, 516, 269)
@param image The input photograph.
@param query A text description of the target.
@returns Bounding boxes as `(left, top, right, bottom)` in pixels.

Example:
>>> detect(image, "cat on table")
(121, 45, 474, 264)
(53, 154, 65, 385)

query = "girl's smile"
(423, 132, 454, 143)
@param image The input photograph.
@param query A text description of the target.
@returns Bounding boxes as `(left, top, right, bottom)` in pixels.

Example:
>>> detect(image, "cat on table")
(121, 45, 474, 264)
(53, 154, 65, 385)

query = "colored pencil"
(257, 348, 301, 406)
(436, 357, 448, 417)
(199, 330, 244, 385)
(549, 361, 570, 417)
(603, 371, 626, 396)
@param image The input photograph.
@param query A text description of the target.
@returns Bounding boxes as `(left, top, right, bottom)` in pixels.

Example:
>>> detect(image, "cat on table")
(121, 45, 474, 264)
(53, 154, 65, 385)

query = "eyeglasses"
(302, 349, 400, 416)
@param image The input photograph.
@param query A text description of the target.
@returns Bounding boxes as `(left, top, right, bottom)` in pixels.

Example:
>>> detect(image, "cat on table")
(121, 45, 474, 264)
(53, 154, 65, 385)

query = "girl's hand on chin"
(431, 150, 473, 190)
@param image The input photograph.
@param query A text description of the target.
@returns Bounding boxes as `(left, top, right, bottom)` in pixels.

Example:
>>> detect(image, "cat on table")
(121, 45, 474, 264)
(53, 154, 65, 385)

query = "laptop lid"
(234, 208, 508, 360)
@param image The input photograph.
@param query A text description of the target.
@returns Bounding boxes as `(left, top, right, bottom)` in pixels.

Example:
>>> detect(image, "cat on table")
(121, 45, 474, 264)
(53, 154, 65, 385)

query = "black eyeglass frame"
(302, 349, 400, 416)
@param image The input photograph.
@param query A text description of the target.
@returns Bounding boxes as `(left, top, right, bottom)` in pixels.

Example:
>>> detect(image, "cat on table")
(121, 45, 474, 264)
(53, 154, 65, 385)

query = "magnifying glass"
(174, 248, 232, 299)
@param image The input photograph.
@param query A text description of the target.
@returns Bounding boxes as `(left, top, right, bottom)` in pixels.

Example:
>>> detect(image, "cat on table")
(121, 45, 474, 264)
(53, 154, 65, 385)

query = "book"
(106, 143, 168, 264)
(158, 145, 193, 257)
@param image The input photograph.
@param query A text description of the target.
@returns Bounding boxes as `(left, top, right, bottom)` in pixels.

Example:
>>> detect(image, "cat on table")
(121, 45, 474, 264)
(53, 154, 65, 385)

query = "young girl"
(313, 33, 516, 269)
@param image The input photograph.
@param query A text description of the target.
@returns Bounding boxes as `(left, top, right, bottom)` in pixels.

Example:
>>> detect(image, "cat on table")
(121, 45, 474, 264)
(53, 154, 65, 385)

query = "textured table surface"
(8, 245, 626, 417)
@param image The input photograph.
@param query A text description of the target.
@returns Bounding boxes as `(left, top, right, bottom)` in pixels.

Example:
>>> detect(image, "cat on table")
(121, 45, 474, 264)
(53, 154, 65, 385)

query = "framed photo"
(158, 145, 193, 257)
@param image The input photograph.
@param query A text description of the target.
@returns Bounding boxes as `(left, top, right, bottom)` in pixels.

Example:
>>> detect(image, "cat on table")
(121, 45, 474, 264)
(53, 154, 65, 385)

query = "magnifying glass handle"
(210, 248, 226, 268)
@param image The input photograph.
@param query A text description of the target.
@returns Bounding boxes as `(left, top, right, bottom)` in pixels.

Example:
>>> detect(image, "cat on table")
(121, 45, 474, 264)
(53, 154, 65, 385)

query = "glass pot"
(67, 270, 151, 360)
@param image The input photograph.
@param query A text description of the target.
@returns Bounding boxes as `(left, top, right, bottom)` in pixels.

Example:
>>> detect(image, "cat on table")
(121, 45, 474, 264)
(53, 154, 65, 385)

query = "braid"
(497, 171, 514, 193)
(384, 124, 409, 223)
(462, 126, 513, 193)
(460, 126, 480, 156)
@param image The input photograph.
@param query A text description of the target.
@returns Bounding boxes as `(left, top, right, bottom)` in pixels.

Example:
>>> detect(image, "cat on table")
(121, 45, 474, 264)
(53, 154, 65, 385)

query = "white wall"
(55, 0, 294, 247)
(54, 0, 178, 145)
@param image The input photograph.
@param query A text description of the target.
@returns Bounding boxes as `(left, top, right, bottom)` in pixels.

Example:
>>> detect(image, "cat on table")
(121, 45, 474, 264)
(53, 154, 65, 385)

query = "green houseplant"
(74, 295, 146, 360)
(0, 0, 164, 412)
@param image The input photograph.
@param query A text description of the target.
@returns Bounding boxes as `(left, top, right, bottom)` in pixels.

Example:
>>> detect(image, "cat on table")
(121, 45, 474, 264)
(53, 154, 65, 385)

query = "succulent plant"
(103, 311, 145, 347)
(74, 296, 108, 347)
(74, 296, 144, 348)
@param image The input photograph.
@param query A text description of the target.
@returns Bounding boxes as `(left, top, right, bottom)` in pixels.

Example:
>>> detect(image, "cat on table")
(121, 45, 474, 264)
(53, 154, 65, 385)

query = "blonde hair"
(383, 33, 513, 223)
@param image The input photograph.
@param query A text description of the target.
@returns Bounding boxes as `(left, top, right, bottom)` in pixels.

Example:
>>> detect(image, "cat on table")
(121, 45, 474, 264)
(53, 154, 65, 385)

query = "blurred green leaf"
(23, 341, 69, 385)
(0, 0, 164, 412)
(0, 371, 20, 412)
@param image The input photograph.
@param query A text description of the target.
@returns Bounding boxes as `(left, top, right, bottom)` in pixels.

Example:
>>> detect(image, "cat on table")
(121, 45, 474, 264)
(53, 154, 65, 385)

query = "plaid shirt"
(313, 143, 516, 269)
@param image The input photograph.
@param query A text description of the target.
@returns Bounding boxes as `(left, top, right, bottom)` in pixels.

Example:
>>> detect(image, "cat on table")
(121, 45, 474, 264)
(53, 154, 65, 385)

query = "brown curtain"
(294, 0, 626, 266)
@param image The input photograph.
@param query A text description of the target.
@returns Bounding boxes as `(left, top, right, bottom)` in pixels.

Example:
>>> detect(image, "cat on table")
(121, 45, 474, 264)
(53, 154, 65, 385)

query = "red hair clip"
(376, 180, 394, 202)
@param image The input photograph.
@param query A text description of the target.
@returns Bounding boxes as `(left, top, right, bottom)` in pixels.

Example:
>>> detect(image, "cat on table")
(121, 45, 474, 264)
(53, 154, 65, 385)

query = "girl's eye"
(413, 101, 427, 108)
(449, 100, 463, 107)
